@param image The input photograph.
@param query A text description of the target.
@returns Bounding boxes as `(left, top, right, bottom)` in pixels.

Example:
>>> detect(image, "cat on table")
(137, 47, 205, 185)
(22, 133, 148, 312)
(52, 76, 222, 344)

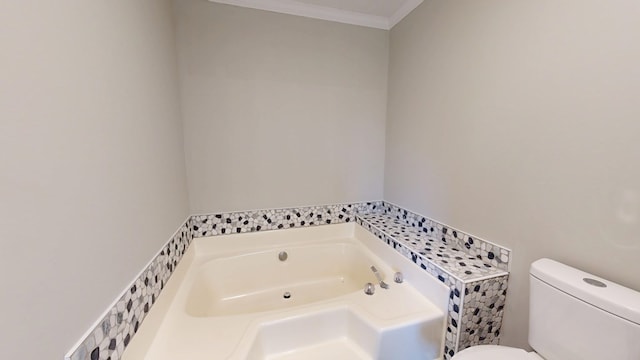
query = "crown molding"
(209, 0, 394, 30)
(389, 0, 423, 29)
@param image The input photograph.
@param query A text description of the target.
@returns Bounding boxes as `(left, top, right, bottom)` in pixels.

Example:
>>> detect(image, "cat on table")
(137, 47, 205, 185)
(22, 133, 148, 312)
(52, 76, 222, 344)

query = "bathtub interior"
(186, 242, 381, 317)
(122, 223, 449, 360)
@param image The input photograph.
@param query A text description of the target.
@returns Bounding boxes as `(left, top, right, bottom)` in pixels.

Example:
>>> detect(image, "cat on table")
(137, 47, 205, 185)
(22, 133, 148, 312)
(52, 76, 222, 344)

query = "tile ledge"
(356, 213, 508, 284)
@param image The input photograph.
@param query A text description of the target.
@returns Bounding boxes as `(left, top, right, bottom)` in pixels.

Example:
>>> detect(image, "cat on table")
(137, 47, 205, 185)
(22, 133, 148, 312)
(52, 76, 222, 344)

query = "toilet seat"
(452, 345, 544, 360)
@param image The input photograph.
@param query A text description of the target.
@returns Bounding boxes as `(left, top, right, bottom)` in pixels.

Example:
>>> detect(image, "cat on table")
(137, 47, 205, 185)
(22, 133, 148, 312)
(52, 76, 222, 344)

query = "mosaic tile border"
(68, 200, 509, 360)
(357, 213, 505, 281)
(355, 202, 511, 359)
(458, 275, 509, 351)
(66, 201, 382, 360)
(381, 202, 511, 271)
(67, 219, 192, 360)
(190, 201, 383, 238)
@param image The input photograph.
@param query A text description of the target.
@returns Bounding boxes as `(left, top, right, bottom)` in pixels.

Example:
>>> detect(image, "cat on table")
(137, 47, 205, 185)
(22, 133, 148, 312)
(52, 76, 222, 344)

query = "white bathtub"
(124, 223, 449, 360)
(186, 241, 380, 317)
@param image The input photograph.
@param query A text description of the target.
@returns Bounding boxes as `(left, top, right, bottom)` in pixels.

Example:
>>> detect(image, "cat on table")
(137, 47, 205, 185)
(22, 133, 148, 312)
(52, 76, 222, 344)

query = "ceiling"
(208, 0, 424, 30)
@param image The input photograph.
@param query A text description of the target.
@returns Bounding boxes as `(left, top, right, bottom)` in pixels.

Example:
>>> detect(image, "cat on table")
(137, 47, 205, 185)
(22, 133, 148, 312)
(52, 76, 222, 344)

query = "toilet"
(452, 258, 640, 360)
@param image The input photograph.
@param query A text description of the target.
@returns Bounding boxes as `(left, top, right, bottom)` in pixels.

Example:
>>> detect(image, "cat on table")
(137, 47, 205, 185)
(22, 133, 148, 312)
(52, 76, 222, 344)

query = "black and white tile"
(191, 202, 383, 237)
(458, 276, 509, 350)
(380, 202, 510, 271)
(356, 203, 511, 359)
(67, 201, 382, 360)
(68, 220, 192, 360)
(68, 200, 509, 360)
(358, 214, 504, 280)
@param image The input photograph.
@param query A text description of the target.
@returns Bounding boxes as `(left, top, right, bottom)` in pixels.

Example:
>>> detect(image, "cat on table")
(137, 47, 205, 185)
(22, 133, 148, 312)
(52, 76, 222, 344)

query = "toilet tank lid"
(530, 258, 640, 326)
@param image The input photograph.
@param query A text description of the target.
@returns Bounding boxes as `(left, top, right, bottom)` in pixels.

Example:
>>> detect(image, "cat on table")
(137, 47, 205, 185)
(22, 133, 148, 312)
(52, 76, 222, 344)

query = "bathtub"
(124, 223, 449, 360)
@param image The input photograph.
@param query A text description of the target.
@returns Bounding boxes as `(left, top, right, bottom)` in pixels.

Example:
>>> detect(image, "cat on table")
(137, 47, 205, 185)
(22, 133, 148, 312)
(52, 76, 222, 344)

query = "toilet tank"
(528, 258, 640, 360)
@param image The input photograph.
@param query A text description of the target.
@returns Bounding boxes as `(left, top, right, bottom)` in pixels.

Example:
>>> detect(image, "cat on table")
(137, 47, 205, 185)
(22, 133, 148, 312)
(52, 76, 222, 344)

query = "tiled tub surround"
(190, 201, 383, 238)
(378, 202, 510, 272)
(122, 224, 449, 360)
(67, 219, 193, 360)
(66, 201, 381, 360)
(356, 203, 510, 359)
(458, 277, 509, 350)
(67, 200, 509, 360)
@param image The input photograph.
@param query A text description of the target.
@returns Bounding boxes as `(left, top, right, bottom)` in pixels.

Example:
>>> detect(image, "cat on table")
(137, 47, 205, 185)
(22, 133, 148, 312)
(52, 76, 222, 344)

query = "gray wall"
(174, 1, 388, 214)
(0, 1, 190, 358)
(4, 0, 639, 357)
(385, 0, 640, 349)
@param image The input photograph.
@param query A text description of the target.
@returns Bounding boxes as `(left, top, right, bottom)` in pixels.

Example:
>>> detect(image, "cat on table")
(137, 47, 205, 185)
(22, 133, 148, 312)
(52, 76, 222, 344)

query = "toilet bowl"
(453, 345, 542, 360)
(451, 259, 640, 360)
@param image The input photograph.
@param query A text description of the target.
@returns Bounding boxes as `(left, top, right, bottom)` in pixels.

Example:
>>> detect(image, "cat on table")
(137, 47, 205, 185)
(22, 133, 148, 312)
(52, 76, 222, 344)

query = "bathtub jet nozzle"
(278, 251, 288, 261)
(394, 272, 404, 284)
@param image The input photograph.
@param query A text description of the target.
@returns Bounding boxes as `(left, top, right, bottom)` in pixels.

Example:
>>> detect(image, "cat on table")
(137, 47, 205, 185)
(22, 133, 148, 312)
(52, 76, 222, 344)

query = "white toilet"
(453, 258, 640, 360)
